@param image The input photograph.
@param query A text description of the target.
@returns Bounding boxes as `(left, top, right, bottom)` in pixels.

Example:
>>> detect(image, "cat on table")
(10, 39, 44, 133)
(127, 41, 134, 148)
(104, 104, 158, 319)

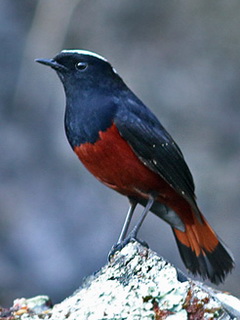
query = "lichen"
(7, 241, 238, 320)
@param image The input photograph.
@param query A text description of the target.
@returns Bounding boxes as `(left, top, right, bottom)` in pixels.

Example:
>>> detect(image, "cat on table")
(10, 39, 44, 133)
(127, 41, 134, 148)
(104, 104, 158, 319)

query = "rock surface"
(1, 241, 239, 319)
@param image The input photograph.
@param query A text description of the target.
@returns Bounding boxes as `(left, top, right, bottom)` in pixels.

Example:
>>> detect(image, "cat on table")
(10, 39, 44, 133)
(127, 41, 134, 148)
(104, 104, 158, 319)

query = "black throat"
(64, 87, 118, 148)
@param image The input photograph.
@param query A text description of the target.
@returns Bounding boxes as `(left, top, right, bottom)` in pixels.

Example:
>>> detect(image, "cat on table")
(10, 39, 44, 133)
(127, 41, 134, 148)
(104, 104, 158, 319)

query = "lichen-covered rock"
(4, 241, 239, 320)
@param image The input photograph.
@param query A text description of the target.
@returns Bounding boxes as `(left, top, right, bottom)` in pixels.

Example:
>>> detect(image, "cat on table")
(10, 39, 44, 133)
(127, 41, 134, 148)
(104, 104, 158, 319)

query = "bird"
(36, 49, 234, 284)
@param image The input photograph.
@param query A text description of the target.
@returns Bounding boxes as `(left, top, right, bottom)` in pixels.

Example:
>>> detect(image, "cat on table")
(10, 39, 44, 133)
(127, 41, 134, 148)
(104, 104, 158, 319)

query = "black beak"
(35, 58, 66, 71)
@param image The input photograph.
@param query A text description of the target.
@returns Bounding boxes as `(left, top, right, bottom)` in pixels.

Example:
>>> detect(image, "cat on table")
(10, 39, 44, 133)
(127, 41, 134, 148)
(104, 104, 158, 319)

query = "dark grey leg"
(117, 199, 137, 244)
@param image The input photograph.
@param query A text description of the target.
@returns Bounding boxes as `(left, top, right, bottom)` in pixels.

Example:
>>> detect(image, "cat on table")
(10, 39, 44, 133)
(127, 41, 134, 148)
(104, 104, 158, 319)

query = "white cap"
(61, 49, 108, 62)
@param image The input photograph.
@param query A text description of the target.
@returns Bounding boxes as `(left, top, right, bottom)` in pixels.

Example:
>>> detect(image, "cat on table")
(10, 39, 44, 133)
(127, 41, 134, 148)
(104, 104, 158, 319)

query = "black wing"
(115, 98, 199, 213)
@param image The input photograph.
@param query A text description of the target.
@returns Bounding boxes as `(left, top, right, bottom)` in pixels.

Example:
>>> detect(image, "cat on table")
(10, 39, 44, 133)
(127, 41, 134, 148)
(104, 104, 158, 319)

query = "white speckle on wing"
(153, 160, 157, 165)
(112, 67, 118, 74)
(61, 49, 108, 62)
(161, 143, 169, 147)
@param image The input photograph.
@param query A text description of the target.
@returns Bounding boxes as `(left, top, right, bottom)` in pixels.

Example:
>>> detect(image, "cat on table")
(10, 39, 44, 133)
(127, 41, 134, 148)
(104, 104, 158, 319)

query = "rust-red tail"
(173, 211, 234, 284)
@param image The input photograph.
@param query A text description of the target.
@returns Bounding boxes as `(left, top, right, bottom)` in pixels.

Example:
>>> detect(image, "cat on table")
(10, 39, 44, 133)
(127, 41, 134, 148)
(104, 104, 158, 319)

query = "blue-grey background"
(0, 0, 239, 306)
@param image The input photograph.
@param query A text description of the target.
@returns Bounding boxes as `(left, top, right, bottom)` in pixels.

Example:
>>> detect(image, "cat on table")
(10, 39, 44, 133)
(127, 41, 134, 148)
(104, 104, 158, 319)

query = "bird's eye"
(75, 62, 88, 71)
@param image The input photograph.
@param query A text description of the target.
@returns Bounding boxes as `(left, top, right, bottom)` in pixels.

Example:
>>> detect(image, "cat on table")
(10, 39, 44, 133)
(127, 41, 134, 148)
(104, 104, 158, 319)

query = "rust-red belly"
(74, 124, 171, 198)
(74, 123, 196, 226)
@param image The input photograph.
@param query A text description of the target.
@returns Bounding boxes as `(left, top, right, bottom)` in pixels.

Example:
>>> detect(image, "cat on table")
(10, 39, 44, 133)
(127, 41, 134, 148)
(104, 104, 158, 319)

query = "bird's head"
(36, 49, 119, 89)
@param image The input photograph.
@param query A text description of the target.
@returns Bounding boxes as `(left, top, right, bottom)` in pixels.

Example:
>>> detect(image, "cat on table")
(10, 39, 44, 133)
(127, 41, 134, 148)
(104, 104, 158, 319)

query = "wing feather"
(115, 100, 198, 212)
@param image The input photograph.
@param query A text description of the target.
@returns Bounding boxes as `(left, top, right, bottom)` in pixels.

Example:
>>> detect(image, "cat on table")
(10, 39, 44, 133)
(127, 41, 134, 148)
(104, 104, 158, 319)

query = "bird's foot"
(108, 232, 148, 261)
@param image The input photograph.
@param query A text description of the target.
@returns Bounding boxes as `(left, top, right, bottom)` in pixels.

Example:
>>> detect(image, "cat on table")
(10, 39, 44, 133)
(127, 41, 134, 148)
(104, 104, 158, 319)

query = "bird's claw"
(108, 234, 149, 261)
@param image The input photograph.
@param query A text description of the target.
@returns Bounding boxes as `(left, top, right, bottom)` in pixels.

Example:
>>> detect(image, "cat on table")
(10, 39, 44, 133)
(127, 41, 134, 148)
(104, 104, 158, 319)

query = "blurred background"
(0, 0, 240, 306)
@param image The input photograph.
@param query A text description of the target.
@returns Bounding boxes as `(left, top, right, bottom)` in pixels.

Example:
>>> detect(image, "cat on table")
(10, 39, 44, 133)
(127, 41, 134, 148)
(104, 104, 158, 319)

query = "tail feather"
(173, 212, 234, 284)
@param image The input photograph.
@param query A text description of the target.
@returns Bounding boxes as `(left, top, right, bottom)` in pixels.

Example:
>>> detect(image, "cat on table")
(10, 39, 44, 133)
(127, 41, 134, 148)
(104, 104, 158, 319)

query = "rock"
(2, 241, 239, 319)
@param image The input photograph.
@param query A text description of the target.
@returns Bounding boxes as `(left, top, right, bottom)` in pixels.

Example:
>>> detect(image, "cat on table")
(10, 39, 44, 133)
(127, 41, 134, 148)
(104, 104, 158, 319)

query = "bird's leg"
(108, 196, 155, 260)
(127, 196, 155, 240)
(117, 199, 137, 244)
